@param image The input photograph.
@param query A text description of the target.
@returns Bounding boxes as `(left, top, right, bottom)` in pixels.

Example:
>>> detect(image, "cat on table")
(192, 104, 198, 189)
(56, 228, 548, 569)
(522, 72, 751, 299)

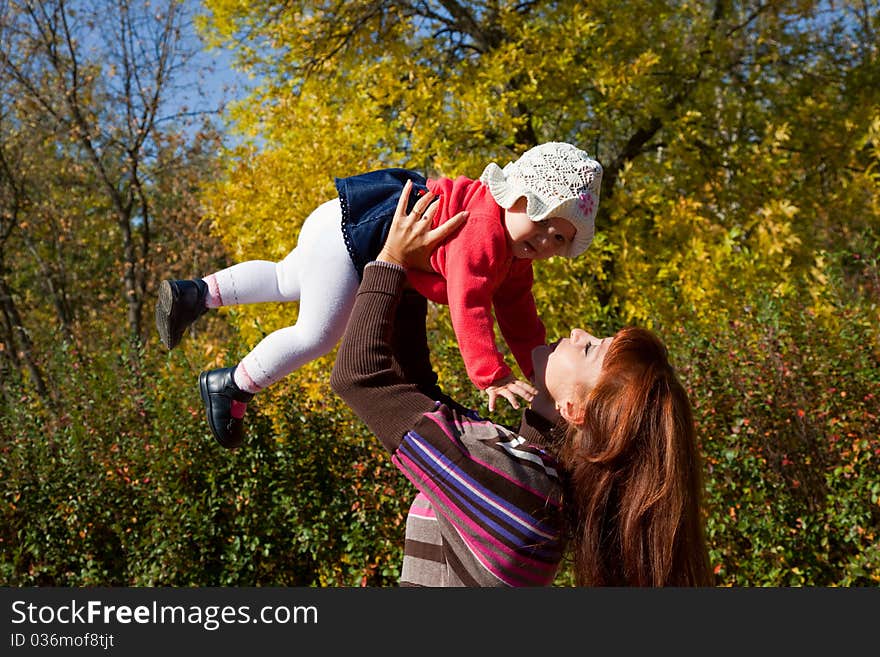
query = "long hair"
(559, 326, 713, 586)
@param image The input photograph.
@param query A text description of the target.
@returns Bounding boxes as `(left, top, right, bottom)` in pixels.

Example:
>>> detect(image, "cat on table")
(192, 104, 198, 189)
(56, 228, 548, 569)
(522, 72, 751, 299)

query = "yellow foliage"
(194, 0, 879, 414)
(752, 200, 802, 258)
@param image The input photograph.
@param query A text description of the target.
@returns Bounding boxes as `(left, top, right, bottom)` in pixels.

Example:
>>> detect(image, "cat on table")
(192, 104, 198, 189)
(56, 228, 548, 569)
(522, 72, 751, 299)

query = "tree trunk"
(0, 273, 52, 400)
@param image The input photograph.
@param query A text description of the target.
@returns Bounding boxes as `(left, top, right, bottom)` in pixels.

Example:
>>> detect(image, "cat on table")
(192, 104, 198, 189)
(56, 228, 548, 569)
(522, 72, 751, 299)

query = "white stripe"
(498, 436, 559, 478)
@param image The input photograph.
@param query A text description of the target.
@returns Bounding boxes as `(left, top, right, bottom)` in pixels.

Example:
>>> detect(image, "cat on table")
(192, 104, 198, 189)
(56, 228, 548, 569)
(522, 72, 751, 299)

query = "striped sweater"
(330, 261, 564, 586)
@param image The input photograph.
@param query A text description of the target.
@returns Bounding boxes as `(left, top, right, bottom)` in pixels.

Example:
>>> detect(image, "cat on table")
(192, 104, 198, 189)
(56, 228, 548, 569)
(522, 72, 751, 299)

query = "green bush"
(2, 251, 877, 587)
(673, 254, 880, 586)
(0, 336, 408, 586)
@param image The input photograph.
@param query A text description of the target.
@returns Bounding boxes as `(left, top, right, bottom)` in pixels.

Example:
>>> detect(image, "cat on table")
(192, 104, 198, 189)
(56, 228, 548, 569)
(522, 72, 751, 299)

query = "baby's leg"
(158, 209, 316, 351)
(203, 251, 302, 308)
(233, 199, 359, 393)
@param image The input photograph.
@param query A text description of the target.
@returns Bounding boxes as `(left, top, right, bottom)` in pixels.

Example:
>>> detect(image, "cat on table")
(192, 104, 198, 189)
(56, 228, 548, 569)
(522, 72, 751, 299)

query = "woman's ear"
(559, 399, 585, 426)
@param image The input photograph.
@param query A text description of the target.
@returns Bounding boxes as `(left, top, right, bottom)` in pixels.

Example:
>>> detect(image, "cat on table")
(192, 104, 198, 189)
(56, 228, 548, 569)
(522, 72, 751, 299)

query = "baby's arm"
(493, 259, 547, 381)
(442, 222, 539, 411)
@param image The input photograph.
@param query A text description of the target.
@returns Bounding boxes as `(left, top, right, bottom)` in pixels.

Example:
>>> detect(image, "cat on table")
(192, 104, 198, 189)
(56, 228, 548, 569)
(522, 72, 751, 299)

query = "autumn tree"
(0, 0, 210, 342)
(197, 0, 877, 390)
(193, 0, 879, 584)
(0, 93, 55, 401)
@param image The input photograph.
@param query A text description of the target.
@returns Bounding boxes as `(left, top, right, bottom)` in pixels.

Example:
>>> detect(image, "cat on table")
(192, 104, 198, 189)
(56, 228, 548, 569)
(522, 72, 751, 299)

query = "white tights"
(203, 198, 359, 393)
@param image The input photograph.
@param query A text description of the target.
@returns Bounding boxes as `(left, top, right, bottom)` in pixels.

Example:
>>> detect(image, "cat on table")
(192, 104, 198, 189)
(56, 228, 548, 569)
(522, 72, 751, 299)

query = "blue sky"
(159, 2, 255, 139)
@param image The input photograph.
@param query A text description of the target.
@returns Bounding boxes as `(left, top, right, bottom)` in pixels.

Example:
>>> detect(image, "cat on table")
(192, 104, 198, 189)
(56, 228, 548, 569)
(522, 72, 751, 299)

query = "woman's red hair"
(560, 326, 712, 586)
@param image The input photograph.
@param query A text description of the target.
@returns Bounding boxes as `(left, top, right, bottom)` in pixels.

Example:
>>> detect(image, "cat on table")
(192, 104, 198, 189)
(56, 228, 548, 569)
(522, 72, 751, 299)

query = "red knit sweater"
(406, 175, 546, 389)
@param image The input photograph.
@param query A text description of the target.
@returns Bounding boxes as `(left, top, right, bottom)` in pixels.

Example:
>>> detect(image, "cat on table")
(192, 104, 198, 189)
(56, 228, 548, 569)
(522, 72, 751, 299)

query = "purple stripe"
(394, 449, 557, 586)
(398, 436, 561, 559)
(425, 409, 561, 507)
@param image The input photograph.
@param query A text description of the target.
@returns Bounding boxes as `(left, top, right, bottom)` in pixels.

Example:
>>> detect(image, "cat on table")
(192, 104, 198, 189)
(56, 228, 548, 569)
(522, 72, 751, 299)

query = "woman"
(329, 184, 713, 587)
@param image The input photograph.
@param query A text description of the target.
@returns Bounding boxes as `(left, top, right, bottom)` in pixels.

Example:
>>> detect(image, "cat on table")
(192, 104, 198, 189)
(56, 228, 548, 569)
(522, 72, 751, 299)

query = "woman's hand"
(485, 374, 538, 412)
(377, 179, 468, 271)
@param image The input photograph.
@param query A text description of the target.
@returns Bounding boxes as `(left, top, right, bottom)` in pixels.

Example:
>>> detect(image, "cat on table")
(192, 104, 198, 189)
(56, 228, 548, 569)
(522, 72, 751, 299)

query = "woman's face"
(533, 329, 613, 407)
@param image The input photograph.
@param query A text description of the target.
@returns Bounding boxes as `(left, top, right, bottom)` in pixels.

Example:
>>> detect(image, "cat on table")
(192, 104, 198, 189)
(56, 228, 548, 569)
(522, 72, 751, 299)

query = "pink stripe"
(409, 507, 437, 521)
(235, 363, 262, 394)
(230, 400, 247, 419)
(424, 410, 561, 509)
(410, 494, 436, 517)
(204, 274, 223, 308)
(394, 452, 555, 586)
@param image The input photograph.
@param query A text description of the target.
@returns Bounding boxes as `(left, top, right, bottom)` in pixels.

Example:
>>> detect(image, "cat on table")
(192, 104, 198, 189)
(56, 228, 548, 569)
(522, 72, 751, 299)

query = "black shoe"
(156, 279, 209, 350)
(199, 367, 254, 449)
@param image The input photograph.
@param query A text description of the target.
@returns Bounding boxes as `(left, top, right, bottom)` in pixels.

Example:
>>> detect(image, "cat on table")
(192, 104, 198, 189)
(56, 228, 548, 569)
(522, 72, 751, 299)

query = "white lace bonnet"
(479, 142, 603, 257)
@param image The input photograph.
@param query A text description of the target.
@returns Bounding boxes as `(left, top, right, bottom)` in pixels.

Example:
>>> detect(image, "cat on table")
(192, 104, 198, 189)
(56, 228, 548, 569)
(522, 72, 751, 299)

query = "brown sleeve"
(330, 262, 438, 452)
(390, 289, 438, 394)
(391, 288, 474, 416)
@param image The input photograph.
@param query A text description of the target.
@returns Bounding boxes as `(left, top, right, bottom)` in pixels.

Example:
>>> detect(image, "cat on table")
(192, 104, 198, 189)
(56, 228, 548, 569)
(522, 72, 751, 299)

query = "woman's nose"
(570, 328, 587, 342)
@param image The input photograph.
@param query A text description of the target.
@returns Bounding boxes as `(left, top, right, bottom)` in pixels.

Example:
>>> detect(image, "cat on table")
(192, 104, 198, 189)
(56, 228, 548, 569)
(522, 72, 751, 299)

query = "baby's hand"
(485, 375, 539, 412)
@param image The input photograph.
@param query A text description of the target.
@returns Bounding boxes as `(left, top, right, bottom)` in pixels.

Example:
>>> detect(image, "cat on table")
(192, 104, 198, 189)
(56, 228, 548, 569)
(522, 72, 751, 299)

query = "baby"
(157, 142, 602, 448)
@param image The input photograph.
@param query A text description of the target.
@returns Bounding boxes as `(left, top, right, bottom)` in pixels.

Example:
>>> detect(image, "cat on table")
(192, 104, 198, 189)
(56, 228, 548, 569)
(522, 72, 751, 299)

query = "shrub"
(0, 336, 408, 586)
(673, 255, 880, 585)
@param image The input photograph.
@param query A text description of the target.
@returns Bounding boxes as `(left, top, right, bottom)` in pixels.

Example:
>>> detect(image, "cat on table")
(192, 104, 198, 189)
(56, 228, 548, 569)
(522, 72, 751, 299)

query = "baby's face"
(504, 199, 576, 260)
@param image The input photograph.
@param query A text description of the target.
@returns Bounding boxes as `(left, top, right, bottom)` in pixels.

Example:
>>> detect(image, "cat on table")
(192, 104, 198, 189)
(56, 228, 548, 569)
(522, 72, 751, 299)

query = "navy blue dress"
(335, 168, 431, 279)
